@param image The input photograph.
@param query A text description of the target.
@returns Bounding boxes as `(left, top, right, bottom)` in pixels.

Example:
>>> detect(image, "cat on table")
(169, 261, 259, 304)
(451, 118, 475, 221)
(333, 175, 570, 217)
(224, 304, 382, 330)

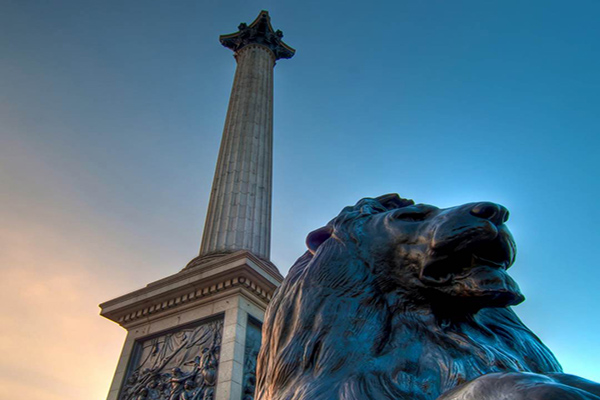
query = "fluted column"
(196, 11, 295, 264)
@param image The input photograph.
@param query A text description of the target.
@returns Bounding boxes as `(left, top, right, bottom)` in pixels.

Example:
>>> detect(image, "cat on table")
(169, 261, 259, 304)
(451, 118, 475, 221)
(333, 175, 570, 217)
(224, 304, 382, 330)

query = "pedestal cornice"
(99, 250, 282, 329)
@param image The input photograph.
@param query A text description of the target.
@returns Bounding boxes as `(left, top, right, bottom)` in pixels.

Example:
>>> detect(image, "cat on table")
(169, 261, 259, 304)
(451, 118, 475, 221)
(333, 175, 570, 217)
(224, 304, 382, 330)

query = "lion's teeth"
(472, 255, 506, 270)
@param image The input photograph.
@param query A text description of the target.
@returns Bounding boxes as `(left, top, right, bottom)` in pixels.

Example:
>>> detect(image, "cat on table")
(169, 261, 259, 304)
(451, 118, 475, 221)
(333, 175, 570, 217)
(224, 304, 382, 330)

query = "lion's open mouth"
(420, 236, 513, 285)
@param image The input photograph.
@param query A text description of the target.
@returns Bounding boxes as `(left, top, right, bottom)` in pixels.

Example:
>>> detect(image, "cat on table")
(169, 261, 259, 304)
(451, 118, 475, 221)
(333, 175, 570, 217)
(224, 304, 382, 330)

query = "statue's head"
(306, 194, 523, 314)
(184, 380, 195, 390)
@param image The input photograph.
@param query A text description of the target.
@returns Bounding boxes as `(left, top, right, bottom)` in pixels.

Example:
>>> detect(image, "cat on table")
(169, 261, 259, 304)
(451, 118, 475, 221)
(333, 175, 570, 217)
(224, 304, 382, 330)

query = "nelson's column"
(100, 11, 294, 400)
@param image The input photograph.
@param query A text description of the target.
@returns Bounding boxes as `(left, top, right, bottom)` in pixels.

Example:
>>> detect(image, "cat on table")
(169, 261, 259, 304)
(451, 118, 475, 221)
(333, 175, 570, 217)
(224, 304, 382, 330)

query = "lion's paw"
(437, 372, 600, 400)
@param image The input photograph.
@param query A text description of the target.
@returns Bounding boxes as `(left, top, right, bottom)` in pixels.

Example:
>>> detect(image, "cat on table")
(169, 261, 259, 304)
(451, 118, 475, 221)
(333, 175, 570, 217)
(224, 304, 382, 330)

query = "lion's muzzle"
(419, 202, 523, 309)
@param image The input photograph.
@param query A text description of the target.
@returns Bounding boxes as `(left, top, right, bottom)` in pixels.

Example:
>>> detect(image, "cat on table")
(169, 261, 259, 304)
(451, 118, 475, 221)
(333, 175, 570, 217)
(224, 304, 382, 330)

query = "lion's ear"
(306, 226, 333, 254)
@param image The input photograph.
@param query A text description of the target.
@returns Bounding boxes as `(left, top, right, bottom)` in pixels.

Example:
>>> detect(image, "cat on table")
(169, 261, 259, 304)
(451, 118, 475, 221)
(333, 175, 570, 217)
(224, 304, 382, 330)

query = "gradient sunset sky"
(1, 1, 599, 399)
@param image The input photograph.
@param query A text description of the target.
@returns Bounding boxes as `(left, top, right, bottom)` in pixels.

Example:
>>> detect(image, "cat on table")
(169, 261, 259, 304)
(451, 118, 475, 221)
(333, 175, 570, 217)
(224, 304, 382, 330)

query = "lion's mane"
(255, 196, 562, 400)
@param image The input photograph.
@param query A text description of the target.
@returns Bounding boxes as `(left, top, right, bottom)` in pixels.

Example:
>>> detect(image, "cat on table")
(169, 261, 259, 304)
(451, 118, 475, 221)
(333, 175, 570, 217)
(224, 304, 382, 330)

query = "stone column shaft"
(200, 44, 275, 259)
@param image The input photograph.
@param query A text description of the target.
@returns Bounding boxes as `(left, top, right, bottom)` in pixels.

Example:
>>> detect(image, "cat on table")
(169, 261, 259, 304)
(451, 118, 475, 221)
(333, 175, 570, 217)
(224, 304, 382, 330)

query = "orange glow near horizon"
(0, 220, 126, 400)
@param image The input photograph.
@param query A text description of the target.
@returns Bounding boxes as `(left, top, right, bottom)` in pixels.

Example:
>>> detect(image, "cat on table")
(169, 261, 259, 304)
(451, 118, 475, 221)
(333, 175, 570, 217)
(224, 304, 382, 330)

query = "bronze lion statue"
(255, 194, 600, 400)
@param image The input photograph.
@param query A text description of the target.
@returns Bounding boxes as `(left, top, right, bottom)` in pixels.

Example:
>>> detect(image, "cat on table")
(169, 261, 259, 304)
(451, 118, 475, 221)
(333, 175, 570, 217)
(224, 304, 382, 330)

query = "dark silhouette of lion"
(255, 194, 600, 400)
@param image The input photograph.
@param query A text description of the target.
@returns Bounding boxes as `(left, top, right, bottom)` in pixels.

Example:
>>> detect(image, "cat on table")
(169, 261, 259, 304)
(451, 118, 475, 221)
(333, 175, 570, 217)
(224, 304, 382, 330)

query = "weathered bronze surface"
(255, 194, 600, 400)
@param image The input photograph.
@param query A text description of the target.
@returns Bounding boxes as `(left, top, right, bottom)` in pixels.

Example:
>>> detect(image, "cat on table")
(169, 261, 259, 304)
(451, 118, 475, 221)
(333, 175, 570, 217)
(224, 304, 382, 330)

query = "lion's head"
(256, 194, 562, 400)
(306, 194, 523, 314)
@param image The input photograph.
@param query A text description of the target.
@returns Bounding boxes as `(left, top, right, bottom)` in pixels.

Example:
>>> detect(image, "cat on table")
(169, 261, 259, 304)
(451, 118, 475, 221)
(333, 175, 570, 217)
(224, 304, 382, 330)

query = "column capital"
(219, 10, 295, 61)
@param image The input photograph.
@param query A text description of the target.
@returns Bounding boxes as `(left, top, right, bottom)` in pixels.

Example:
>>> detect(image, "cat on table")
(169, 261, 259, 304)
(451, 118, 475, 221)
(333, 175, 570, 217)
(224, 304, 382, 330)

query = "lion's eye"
(393, 211, 430, 222)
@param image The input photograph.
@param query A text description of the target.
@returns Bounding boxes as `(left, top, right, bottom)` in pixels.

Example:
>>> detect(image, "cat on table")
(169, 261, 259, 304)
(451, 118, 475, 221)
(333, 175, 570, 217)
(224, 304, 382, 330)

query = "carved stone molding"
(117, 276, 272, 325)
(100, 251, 282, 329)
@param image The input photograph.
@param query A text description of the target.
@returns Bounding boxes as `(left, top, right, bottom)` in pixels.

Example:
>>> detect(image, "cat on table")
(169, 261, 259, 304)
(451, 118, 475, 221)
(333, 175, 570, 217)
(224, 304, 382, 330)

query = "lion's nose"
(470, 202, 509, 225)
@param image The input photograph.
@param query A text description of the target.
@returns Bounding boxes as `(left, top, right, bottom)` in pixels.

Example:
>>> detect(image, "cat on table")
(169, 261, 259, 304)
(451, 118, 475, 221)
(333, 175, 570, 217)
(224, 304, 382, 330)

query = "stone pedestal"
(100, 251, 282, 400)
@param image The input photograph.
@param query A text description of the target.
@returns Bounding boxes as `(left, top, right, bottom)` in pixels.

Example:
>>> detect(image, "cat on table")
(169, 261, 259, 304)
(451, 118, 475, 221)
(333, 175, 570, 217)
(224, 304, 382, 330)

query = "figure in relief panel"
(119, 319, 223, 400)
(242, 319, 262, 400)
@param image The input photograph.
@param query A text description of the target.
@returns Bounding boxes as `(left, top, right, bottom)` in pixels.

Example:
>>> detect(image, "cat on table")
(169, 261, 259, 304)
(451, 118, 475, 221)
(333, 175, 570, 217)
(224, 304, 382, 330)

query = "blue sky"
(1, 1, 599, 398)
